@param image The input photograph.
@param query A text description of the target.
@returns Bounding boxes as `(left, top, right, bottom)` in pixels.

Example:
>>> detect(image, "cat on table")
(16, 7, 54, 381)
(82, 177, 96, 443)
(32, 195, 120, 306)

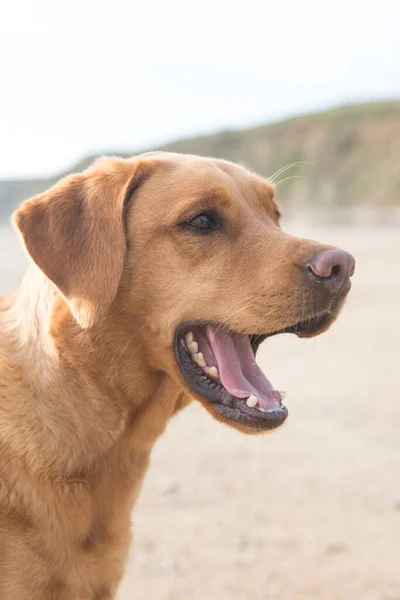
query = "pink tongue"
(205, 325, 281, 410)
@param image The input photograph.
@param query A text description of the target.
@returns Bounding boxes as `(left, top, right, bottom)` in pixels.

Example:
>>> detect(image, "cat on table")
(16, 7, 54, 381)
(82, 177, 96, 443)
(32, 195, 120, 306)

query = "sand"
(1, 221, 399, 600)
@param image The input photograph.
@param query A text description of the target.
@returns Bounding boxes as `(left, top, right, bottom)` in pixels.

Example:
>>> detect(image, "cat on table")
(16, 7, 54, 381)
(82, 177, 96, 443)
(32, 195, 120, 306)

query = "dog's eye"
(184, 213, 221, 233)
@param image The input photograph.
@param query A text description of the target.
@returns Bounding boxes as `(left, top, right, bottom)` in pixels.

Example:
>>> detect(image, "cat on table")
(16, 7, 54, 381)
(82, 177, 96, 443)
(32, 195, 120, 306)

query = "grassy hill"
(1, 100, 399, 222)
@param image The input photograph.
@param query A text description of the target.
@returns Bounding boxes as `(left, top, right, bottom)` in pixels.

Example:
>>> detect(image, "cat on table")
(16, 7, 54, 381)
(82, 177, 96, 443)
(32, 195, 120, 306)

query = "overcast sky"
(1, 0, 399, 179)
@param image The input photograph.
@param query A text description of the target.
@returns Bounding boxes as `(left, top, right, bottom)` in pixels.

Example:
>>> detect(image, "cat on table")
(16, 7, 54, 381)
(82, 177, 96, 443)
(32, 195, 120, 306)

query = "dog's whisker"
(114, 324, 149, 362)
(274, 175, 307, 187)
(128, 331, 154, 361)
(214, 296, 258, 332)
(216, 297, 260, 332)
(269, 161, 311, 184)
(269, 162, 303, 182)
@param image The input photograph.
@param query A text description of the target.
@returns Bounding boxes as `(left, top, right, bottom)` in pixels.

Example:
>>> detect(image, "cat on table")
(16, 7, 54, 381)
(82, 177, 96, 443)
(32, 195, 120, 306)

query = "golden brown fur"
(0, 152, 347, 598)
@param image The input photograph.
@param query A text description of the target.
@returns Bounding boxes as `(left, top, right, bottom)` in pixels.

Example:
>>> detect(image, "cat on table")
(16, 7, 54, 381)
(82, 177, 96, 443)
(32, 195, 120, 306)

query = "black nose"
(306, 249, 356, 295)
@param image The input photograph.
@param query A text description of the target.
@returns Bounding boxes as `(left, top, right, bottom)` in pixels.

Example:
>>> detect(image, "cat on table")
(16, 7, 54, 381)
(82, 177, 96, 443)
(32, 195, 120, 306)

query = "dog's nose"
(306, 248, 356, 295)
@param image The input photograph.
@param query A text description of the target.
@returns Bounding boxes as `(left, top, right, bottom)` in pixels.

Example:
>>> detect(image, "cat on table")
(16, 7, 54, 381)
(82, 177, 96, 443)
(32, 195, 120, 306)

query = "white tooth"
(188, 341, 198, 353)
(185, 331, 194, 346)
(279, 390, 287, 401)
(205, 366, 219, 379)
(246, 394, 258, 408)
(258, 407, 268, 413)
(193, 352, 206, 367)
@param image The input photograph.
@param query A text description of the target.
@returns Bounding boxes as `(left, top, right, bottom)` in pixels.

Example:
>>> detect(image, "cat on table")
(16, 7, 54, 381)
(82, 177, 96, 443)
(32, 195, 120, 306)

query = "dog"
(0, 152, 355, 599)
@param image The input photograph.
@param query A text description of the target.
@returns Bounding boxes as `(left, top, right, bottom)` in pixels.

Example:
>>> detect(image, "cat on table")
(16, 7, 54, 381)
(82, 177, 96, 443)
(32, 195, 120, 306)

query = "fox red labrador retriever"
(0, 152, 355, 599)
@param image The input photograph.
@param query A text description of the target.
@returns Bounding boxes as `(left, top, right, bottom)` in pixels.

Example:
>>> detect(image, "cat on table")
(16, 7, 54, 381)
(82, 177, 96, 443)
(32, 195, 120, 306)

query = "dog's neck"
(1, 266, 185, 478)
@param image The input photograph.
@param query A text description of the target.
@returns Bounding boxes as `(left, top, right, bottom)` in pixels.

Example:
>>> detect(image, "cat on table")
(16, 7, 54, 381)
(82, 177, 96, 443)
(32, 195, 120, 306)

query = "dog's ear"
(14, 157, 147, 328)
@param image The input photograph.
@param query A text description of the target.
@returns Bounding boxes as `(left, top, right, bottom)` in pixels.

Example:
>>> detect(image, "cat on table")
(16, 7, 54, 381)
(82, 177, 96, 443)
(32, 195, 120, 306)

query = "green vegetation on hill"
(1, 101, 399, 222)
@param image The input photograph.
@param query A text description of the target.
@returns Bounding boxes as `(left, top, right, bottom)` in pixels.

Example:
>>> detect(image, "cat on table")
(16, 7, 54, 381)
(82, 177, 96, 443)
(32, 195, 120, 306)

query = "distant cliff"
(1, 100, 399, 222)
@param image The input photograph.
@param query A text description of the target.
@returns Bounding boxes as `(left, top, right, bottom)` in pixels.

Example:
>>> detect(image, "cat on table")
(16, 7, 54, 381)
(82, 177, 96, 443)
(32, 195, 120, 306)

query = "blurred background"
(1, 1, 399, 598)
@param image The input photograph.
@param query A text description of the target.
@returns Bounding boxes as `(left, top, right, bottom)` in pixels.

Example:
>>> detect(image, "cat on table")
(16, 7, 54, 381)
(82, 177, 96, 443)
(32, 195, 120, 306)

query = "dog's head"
(14, 152, 355, 433)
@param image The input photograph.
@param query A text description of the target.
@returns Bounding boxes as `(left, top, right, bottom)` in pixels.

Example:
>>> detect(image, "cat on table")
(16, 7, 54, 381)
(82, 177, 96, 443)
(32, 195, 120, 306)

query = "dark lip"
(173, 310, 335, 431)
(249, 308, 337, 350)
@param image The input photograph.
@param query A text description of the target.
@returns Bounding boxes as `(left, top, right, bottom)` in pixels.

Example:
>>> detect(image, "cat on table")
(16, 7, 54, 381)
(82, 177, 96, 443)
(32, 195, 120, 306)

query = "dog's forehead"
(139, 152, 277, 212)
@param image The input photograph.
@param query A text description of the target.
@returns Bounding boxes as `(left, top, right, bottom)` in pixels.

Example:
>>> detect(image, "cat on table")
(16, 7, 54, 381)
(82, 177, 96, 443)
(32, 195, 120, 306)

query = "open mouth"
(174, 311, 333, 431)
